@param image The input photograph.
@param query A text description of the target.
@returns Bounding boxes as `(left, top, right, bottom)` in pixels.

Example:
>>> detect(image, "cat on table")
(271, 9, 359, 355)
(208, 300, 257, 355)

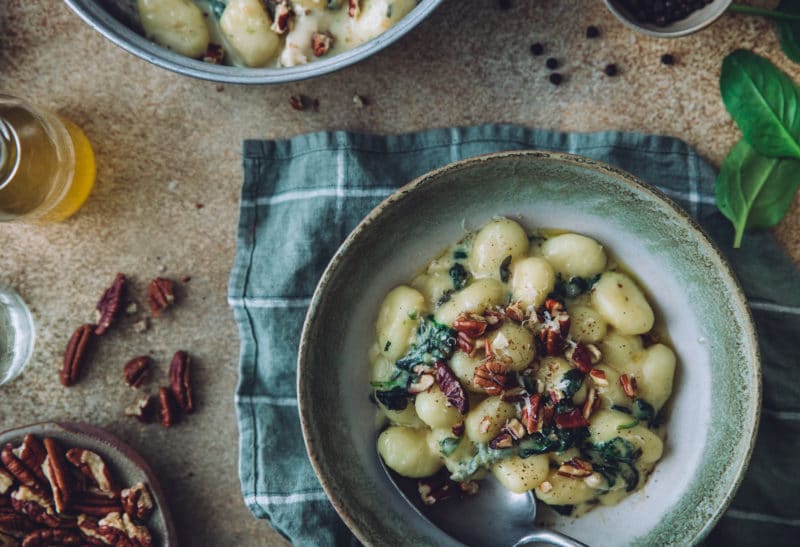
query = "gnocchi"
(138, 0, 420, 68)
(372, 217, 677, 517)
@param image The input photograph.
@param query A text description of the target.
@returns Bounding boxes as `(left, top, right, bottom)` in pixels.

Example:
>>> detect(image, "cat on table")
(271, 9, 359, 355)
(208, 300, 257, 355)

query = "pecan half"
(120, 483, 153, 522)
(452, 313, 488, 339)
(311, 31, 333, 57)
(520, 393, 542, 434)
(125, 396, 156, 424)
(158, 388, 177, 428)
(488, 432, 514, 449)
(61, 324, 95, 387)
(0, 446, 46, 496)
(42, 438, 73, 514)
(97, 512, 151, 547)
(146, 278, 175, 317)
(0, 507, 35, 537)
(557, 457, 593, 478)
(94, 273, 126, 336)
(17, 435, 47, 483)
(569, 343, 594, 373)
(348, 0, 360, 18)
(270, 1, 292, 34)
(69, 491, 122, 517)
(202, 43, 225, 64)
(168, 351, 193, 413)
(554, 408, 590, 429)
(434, 360, 468, 415)
(21, 528, 83, 547)
(0, 468, 15, 496)
(123, 356, 152, 389)
(77, 514, 127, 545)
(620, 374, 638, 399)
(11, 488, 74, 529)
(65, 449, 116, 494)
(472, 361, 509, 396)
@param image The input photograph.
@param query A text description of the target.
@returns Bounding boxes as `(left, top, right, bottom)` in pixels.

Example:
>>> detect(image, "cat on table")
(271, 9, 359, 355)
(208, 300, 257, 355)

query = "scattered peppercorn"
(548, 73, 563, 86)
(661, 53, 675, 65)
(530, 42, 544, 56)
(546, 57, 559, 70)
(498, 0, 512, 9)
(604, 63, 618, 76)
(586, 25, 600, 38)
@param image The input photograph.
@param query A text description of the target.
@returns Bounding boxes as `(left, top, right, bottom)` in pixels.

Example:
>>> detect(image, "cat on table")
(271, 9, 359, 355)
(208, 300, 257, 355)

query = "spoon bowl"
(377, 453, 586, 547)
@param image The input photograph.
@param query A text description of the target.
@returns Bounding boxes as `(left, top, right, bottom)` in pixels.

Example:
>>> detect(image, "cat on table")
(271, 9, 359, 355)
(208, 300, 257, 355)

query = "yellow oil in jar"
(0, 97, 96, 222)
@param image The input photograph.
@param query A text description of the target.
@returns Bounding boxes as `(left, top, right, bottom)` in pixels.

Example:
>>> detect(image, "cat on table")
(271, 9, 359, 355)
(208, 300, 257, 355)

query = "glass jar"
(0, 284, 35, 385)
(0, 94, 96, 222)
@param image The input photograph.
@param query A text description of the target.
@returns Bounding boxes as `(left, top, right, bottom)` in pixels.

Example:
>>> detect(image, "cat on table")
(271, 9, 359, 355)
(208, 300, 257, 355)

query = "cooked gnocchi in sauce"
(137, 0, 419, 68)
(371, 217, 676, 516)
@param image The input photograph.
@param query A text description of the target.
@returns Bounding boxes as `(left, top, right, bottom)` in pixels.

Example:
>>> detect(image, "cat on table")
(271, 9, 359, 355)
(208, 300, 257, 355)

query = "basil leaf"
(778, 0, 800, 63)
(716, 139, 800, 247)
(720, 50, 800, 159)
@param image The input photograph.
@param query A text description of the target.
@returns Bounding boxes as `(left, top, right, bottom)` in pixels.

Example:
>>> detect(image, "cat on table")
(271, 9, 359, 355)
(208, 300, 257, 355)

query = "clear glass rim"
(0, 284, 36, 385)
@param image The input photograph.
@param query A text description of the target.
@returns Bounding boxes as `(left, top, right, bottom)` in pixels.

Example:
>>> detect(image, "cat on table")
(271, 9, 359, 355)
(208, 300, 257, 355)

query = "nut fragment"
(500, 386, 526, 403)
(505, 418, 526, 440)
(569, 343, 594, 373)
(488, 432, 514, 449)
(452, 313, 488, 339)
(65, 449, 116, 494)
(120, 483, 154, 522)
(0, 445, 46, 496)
(505, 301, 525, 322)
(478, 416, 492, 434)
(520, 393, 543, 434)
(61, 324, 95, 387)
(270, 0, 292, 34)
(348, 0, 360, 17)
(620, 374, 638, 398)
(0, 506, 35, 536)
(589, 368, 609, 387)
(158, 387, 178, 428)
(407, 374, 434, 394)
(77, 514, 127, 545)
(146, 278, 175, 317)
(0, 469, 13, 495)
(11, 488, 74, 529)
(168, 351, 193, 413)
(123, 356, 152, 388)
(125, 395, 156, 423)
(472, 361, 509, 396)
(582, 387, 599, 420)
(456, 331, 475, 354)
(20, 529, 83, 547)
(311, 31, 334, 57)
(417, 472, 456, 505)
(69, 491, 122, 517)
(538, 480, 553, 493)
(451, 423, 464, 437)
(459, 481, 479, 495)
(554, 408, 590, 429)
(434, 360, 468, 415)
(557, 457, 594, 478)
(42, 438, 73, 513)
(94, 273, 126, 336)
(202, 43, 225, 64)
(17, 435, 47, 483)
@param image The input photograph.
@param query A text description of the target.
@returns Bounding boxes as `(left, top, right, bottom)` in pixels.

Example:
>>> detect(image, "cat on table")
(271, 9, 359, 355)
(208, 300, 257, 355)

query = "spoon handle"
(512, 530, 589, 547)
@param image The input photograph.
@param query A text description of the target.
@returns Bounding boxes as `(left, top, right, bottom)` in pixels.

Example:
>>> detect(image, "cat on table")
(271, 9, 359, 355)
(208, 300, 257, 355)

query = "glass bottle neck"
(0, 117, 20, 191)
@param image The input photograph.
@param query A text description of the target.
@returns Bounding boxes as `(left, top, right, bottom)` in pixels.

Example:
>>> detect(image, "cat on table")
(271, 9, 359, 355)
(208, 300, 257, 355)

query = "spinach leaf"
(518, 425, 588, 457)
(371, 369, 413, 410)
(395, 316, 456, 371)
(715, 138, 800, 247)
(327, 0, 344, 8)
(499, 255, 512, 282)
(209, 0, 227, 19)
(720, 50, 800, 160)
(778, 0, 800, 63)
(632, 399, 657, 428)
(558, 368, 584, 399)
(437, 290, 453, 306)
(550, 273, 600, 299)
(449, 263, 468, 291)
(449, 443, 511, 481)
(453, 250, 468, 260)
(439, 437, 462, 457)
(583, 437, 641, 492)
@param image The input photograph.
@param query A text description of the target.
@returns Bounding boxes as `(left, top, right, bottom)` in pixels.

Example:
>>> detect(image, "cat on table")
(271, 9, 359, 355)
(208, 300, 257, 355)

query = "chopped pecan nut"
(202, 43, 225, 64)
(456, 331, 475, 354)
(270, 1, 292, 34)
(65, 449, 116, 494)
(120, 483, 153, 522)
(569, 343, 594, 373)
(451, 423, 464, 437)
(478, 416, 492, 434)
(407, 374, 434, 394)
(505, 301, 525, 322)
(452, 313, 488, 339)
(311, 31, 333, 56)
(123, 356, 152, 389)
(504, 418, 526, 440)
(61, 324, 95, 387)
(125, 396, 156, 424)
(538, 480, 553, 493)
(520, 393, 543, 434)
(69, 491, 122, 517)
(11, 488, 74, 529)
(348, 0, 360, 17)
(417, 472, 456, 505)
(582, 387, 599, 420)
(168, 351, 193, 413)
(17, 436, 47, 483)
(538, 328, 565, 357)
(544, 298, 570, 335)
(488, 432, 514, 449)
(289, 95, 308, 111)
(146, 278, 175, 317)
(557, 457, 593, 478)
(0, 469, 13, 495)
(0, 446, 46, 496)
(500, 386, 526, 403)
(554, 408, 590, 429)
(472, 361, 509, 396)
(434, 360, 468, 415)
(483, 309, 504, 329)
(459, 481, 479, 495)
(42, 438, 73, 514)
(620, 374, 638, 398)
(94, 273, 126, 336)
(585, 343, 602, 363)
(158, 388, 178, 428)
(20, 528, 83, 547)
(589, 368, 608, 387)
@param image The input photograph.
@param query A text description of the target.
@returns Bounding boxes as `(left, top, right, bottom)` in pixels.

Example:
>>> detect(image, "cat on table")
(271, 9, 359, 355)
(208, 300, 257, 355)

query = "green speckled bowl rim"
(299, 150, 761, 546)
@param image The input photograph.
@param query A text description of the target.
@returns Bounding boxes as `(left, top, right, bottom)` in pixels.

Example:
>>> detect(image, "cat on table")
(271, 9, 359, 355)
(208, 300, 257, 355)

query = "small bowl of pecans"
(0, 422, 176, 546)
(604, 0, 732, 37)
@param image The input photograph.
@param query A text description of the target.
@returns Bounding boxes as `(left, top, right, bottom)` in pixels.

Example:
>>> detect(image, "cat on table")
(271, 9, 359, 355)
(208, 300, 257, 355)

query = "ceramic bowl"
(298, 151, 760, 546)
(0, 421, 177, 545)
(63, 0, 443, 84)
(604, 0, 732, 38)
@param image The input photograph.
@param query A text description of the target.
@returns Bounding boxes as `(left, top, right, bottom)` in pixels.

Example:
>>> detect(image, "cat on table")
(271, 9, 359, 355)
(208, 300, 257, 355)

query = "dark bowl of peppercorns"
(604, 0, 731, 37)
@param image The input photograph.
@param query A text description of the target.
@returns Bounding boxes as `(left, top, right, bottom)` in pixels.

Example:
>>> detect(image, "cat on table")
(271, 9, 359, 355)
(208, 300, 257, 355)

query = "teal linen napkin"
(228, 125, 800, 546)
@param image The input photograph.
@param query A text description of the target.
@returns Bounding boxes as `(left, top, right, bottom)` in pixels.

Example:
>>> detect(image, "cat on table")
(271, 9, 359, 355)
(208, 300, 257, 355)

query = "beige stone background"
(1, 0, 798, 545)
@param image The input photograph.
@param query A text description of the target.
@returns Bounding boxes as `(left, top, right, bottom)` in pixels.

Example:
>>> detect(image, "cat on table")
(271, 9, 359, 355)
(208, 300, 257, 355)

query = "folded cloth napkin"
(228, 125, 800, 547)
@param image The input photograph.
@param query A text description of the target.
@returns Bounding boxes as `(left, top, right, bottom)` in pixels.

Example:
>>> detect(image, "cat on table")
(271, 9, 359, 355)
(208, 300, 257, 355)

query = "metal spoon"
(379, 457, 588, 547)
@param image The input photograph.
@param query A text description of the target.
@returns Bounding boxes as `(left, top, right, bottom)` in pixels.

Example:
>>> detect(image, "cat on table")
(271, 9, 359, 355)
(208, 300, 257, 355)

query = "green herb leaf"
(632, 399, 657, 428)
(383, 340, 391, 352)
(616, 418, 639, 431)
(550, 273, 600, 299)
(439, 437, 462, 457)
(449, 263, 468, 291)
(720, 49, 800, 159)
(209, 0, 227, 19)
(716, 138, 800, 247)
(453, 250, 468, 260)
(395, 316, 457, 371)
(372, 370, 413, 411)
(583, 437, 641, 492)
(499, 255, 512, 282)
(778, 0, 800, 63)
(558, 368, 584, 399)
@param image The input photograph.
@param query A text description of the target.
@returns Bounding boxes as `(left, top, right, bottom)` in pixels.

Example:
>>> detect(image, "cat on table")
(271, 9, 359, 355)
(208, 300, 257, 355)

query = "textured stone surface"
(0, 0, 797, 545)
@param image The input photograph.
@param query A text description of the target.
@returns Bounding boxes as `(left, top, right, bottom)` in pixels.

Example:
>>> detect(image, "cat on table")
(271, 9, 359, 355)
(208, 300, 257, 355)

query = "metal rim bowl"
(604, 0, 733, 38)
(63, 0, 443, 84)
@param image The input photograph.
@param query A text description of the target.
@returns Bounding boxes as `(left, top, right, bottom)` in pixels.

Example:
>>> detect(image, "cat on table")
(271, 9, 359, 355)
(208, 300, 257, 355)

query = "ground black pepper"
(530, 42, 544, 56)
(546, 57, 559, 70)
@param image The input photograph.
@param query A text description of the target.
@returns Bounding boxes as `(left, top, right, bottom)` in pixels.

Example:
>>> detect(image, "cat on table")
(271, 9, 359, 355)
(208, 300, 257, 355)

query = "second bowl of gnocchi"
(298, 150, 760, 546)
